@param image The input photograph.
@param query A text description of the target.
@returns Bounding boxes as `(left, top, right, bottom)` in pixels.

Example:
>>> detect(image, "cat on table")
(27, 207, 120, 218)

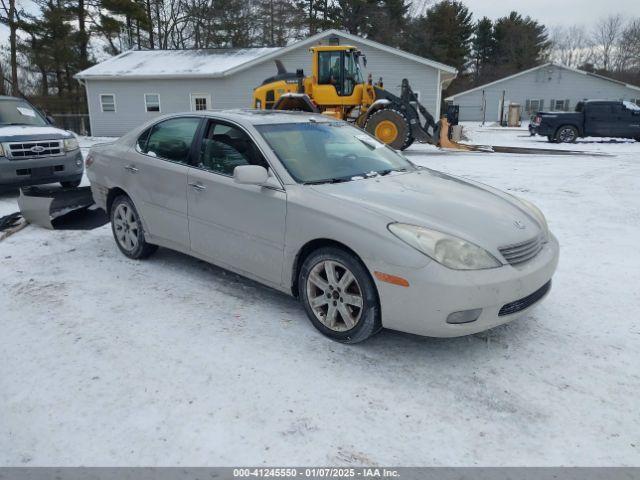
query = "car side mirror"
(234, 165, 269, 185)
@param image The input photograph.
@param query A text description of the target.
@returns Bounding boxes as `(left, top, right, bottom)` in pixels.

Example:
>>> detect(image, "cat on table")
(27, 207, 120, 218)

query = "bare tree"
(616, 19, 640, 73)
(0, 0, 22, 95)
(549, 25, 594, 68)
(592, 14, 624, 70)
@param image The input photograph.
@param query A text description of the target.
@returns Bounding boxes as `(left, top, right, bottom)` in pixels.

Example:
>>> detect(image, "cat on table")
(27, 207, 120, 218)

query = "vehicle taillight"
(85, 154, 94, 168)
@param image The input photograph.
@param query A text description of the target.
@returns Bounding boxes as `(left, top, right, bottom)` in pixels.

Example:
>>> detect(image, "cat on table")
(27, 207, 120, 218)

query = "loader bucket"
(18, 186, 108, 230)
(437, 118, 480, 151)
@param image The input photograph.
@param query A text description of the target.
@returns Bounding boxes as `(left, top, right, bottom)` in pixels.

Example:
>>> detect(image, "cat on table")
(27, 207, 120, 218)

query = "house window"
(190, 93, 211, 111)
(525, 99, 544, 114)
(144, 93, 161, 112)
(100, 94, 116, 112)
(550, 99, 570, 111)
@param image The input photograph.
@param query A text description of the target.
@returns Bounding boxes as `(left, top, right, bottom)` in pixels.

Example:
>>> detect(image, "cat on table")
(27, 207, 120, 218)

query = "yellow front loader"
(252, 43, 469, 151)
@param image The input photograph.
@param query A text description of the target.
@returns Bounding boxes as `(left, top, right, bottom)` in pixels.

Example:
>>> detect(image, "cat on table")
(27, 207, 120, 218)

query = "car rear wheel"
(299, 247, 382, 343)
(60, 179, 82, 188)
(110, 195, 157, 259)
(555, 125, 578, 143)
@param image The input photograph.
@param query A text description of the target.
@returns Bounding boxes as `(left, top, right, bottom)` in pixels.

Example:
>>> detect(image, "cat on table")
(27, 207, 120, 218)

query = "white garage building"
(76, 29, 457, 137)
(446, 63, 640, 122)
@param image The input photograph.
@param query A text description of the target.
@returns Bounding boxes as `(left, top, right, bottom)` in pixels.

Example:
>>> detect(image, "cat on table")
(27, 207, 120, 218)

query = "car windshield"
(256, 121, 416, 184)
(0, 99, 48, 127)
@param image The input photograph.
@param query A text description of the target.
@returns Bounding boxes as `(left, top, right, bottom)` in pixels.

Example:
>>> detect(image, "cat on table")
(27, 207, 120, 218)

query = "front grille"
(499, 281, 551, 316)
(499, 235, 544, 266)
(7, 140, 64, 159)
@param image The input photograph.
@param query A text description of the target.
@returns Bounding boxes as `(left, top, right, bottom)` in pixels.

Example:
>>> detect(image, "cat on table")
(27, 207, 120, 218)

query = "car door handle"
(188, 182, 206, 191)
(124, 165, 139, 173)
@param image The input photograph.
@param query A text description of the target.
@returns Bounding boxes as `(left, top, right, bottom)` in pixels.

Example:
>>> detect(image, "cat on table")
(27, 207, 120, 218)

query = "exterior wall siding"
(448, 65, 640, 122)
(84, 34, 442, 137)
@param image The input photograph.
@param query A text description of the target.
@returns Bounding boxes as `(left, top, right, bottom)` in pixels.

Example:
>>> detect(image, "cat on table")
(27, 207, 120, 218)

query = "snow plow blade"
(18, 186, 107, 230)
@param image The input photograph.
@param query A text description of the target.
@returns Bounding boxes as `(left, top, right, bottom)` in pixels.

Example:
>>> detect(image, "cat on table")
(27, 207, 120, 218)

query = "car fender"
(282, 185, 430, 293)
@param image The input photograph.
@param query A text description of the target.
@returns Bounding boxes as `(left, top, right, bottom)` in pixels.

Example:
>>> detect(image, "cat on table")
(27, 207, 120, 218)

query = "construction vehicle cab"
(254, 42, 453, 150)
(253, 45, 374, 116)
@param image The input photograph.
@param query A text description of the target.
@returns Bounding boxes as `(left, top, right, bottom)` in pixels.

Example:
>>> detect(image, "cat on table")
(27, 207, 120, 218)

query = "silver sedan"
(86, 110, 559, 343)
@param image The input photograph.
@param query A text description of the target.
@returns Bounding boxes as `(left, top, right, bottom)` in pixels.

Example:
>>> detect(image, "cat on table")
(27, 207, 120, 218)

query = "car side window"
(140, 117, 201, 163)
(136, 127, 151, 151)
(198, 121, 268, 176)
(587, 104, 612, 116)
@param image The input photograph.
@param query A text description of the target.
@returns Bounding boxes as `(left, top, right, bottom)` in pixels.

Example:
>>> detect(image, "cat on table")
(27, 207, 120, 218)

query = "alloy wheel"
(113, 203, 140, 252)
(559, 128, 576, 142)
(305, 260, 364, 331)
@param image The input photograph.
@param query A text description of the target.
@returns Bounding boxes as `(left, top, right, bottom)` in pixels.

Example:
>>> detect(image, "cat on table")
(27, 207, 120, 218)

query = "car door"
(611, 103, 640, 138)
(186, 119, 286, 285)
(585, 103, 615, 137)
(127, 116, 202, 250)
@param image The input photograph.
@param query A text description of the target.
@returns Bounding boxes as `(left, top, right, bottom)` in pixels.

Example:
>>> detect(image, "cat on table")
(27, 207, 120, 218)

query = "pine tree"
(492, 11, 549, 73)
(471, 17, 494, 81)
(402, 0, 473, 72)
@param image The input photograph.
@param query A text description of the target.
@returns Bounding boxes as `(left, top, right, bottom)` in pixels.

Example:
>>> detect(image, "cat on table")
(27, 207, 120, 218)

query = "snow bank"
(1, 129, 639, 466)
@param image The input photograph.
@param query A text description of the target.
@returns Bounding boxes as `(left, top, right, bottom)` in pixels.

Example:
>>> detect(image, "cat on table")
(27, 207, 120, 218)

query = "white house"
(76, 29, 457, 137)
(446, 63, 640, 122)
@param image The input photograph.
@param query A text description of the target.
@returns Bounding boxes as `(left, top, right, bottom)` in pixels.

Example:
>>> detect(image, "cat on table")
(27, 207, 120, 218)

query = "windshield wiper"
(376, 168, 408, 176)
(304, 176, 353, 185)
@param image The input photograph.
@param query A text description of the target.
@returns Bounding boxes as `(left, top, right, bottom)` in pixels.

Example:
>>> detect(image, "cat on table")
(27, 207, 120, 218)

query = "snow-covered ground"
(1, 127, 639, 466)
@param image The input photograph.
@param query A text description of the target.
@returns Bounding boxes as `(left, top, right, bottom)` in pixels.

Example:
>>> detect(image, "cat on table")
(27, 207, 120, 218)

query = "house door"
(190, 93, 211, 111)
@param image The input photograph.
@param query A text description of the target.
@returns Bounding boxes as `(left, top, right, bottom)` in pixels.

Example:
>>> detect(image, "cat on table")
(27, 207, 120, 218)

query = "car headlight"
(388, 223, 502, 270)
(64, 137, 79, 152)
(516, 197, 549, 242)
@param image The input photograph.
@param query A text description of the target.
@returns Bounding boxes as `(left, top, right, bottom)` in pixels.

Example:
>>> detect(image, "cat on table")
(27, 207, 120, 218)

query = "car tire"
(110, 195, 157, 259)
(60, 179, 82, 188)
(298, 247, 382, 343)
(555, 125, 579, 143)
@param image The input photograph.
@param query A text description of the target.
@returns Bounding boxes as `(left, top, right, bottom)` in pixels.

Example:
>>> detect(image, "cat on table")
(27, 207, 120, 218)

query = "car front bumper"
(370, 234, 560, 337)
(0, 150, 84, 187)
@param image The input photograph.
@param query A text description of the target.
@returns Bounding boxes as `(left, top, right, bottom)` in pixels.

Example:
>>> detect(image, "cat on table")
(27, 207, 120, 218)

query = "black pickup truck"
(532, 100, 640, 143)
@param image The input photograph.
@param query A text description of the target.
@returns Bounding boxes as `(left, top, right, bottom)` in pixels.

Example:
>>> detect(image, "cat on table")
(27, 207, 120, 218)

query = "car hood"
(310, 169, 542, 251)
(0, 125, 73, 142)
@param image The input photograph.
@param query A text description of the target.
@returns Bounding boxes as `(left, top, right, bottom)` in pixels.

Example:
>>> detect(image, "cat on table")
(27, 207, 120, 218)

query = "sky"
(453, 0, 639, 27)
(1, 0, 639, 44)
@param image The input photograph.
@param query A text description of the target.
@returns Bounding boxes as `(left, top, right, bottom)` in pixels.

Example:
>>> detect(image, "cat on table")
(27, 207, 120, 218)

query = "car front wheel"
(110, 195, 157, 259)
(299, 247, 382, 343)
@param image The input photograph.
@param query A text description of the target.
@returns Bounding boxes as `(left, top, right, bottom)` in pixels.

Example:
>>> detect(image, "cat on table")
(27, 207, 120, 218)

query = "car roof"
(201, 109, 337, 126)
(582, 99, 621, 104)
